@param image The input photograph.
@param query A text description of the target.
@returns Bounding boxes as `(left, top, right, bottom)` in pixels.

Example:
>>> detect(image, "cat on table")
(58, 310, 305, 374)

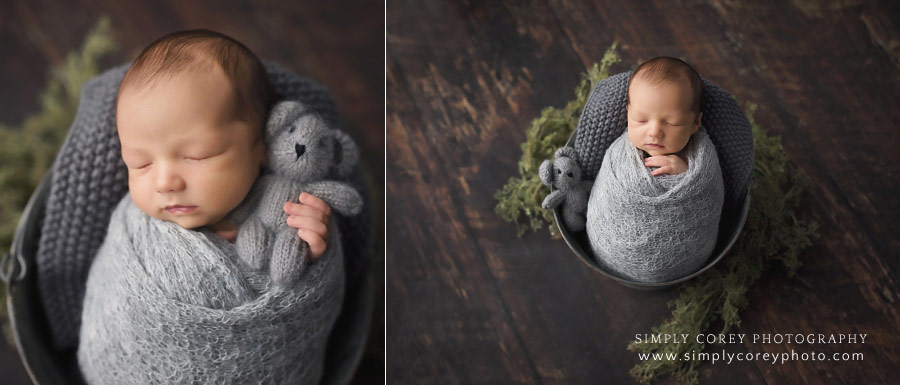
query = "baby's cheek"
(206, 169, 254, 208)
(128, 179, 160, 218)
(625, 126, 637, 141)
(127, 175, 148, 202)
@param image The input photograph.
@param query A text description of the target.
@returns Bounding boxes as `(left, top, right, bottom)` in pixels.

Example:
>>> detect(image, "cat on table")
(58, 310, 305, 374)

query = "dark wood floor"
(387, 0, 900, 384)
(0, 1, 384, 384)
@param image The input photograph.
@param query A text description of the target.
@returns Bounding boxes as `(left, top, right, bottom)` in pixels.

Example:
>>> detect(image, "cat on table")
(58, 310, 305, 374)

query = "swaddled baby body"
(78, 30, 345, 384)
(586, 57, 725, 283)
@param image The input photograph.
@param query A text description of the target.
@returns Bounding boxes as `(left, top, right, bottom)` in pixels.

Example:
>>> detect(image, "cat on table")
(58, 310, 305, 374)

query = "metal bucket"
(554, 135, 752, 290)
(1, 171, 374, 384)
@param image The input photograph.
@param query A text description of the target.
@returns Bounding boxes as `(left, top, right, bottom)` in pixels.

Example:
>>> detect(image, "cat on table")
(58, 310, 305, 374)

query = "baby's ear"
(330, 130, 359, 177)
(693, 112, 703, 133)
(266, 101, 307, 139)
(255, 136, 268, 169)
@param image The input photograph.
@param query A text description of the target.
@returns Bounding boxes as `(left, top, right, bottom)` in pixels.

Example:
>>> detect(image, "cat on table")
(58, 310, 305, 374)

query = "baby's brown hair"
(627, 57, 703, 118)
(118, 29, 274, 135)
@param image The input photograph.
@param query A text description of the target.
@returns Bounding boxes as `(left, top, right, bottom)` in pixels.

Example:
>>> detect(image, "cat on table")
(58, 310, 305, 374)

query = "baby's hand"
(644, 155, 688, 176)
(283, 192, 332, 260)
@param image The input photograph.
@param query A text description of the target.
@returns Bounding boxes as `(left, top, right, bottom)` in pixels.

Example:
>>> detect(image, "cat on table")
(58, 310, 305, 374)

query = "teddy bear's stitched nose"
(295, 143, 306, 159)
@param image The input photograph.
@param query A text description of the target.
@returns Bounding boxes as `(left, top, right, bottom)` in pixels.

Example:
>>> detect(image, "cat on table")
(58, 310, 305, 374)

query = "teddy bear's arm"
(541, 190, 566, 210)
(302, 181, 363, 217)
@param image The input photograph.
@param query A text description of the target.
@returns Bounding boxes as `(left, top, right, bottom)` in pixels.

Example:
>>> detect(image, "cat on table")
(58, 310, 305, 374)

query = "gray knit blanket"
(586, 130, 725, 282)
(36, 63, 372, 349)
(78, 195, 344, 385)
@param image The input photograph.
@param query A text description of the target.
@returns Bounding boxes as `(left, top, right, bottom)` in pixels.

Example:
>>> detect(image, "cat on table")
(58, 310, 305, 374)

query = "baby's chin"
(146, 209, 216, 230)
(168, 217, 208, 229)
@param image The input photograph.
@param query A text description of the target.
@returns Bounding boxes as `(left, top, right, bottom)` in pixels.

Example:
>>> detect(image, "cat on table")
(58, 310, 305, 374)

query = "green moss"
(494, 42, 619, 237)
(494, 45, 817, 384)
(0, 16, 116, 343)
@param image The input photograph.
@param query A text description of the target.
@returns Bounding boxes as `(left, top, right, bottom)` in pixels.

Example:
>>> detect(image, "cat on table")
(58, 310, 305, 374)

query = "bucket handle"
(1, 251, 26, 284)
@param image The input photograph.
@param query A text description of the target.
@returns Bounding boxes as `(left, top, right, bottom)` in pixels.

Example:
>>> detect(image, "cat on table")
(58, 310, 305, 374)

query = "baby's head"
(626, 57, 703, 156)
(116, 30, 274, 229)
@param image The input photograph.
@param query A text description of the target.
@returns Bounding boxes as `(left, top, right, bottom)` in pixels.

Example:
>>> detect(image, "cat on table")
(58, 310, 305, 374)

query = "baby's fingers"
(298, 193, 332, 217)
(644, 156, 666, 167)
(283, 202, 330, 225)
(651, 166, 673, 176)
(286, 216, 328, 239)
(299, 229, 327, 259)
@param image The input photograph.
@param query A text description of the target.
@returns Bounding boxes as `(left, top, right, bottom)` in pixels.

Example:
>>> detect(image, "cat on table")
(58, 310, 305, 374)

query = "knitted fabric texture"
(573, 71, 753, 214)
(37, 63, 373, 349)
(233, 100, 363, 288)
(539, 147, 591, 232)
(586, 130, 724, 282)
(77, 196, 344, 385)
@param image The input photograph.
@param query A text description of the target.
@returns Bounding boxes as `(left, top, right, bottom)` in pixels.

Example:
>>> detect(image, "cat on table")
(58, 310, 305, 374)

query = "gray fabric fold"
(586, 129, 725, 282)
(77, 195, 344, 385)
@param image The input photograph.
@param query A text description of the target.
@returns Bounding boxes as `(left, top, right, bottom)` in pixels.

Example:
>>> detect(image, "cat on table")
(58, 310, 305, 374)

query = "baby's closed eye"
(184, 150, 226, 163)
(123, 159, 151, 170)
(184, 156, 208, 163)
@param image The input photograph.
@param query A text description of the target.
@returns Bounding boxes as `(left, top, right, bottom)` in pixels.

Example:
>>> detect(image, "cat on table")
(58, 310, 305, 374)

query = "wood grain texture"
(387, 0, 899, 383)
(0, 1, 384, 384)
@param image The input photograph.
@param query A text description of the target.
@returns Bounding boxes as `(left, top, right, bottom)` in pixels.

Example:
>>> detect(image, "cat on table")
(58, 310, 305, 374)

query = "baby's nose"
(295, 143, 306, 159)
(647, 123, 663, 138)
(155, 165, 186, 193)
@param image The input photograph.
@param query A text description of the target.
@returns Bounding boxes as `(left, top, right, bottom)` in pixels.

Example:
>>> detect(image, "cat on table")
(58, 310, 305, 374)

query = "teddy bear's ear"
(330, 130, 359, 178)
(554, 147, 577, 161)
(539, 159, 554, 187)
(266, 101, 308, 139)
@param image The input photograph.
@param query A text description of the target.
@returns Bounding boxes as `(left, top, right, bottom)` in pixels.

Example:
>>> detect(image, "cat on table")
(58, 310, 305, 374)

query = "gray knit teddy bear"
(234, 100, 363, 288)
(540, 147, 590, 232)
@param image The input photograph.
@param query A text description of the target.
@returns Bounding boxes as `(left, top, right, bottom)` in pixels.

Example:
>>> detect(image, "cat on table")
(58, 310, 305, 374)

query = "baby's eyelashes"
(184, 152, 222, 164)
(184, 147, 227, 163)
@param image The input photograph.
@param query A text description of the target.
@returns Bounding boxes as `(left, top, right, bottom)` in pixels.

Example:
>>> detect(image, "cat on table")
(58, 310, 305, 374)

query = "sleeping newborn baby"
(586, 57, 725, 283)
(78, 30, 347, 384)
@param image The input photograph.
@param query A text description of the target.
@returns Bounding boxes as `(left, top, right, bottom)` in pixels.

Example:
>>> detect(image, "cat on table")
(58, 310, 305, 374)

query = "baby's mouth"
(645, 143, 664, 149)
(164, 205, 197, 215)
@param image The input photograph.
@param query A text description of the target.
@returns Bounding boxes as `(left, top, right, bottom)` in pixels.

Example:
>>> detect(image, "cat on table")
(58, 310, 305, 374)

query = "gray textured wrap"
(36, 63, 373, 349)
(574, 71, 753, 213)
(586, 130, 725, 282)
(77, 195, 344, 385)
